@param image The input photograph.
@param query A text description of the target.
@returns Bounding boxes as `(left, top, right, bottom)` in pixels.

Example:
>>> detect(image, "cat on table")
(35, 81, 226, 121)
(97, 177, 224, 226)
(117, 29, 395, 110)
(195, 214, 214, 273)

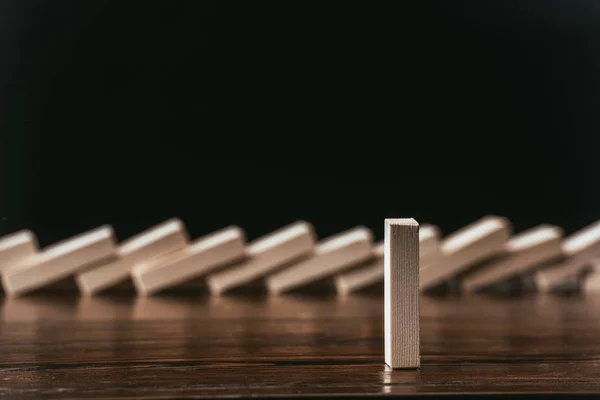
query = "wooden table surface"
(0, 288, 599, 399)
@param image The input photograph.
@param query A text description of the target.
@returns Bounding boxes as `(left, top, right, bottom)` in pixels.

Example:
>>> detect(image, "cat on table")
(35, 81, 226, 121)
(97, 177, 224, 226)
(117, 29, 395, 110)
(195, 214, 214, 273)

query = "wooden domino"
(131, 226, 246, 295)
(2, 226, 116, 297)
(265, 227, 373, 295)
(0, 230, 38, 273)
(581, 259, 600, 293)
(384, 218, 419, 369)
(461, 225, 564, 292)
(534, 220, 600, 292)
(334, 224, 441, 294)
(76, 218, 189, 295)
(206, 221, 316, 295)
(420, 216, 511, 290)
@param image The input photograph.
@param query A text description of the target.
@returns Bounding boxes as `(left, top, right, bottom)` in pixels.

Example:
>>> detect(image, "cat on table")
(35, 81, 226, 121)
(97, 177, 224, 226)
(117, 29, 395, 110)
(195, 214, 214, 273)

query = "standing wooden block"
(265, 227, 373, 295)
(2, 226, 116, 297)
(534, 220, 600, 292)
(461, 225, 564, 292)
(420, 216, 511, 290)
(131, 226, 246, 296)
(206, 221, 316, 295)
(0, 230, 38, 273)
(334, 224, 441, 295)
(76, 219, 189, 295)
(384, 218, 419, 369)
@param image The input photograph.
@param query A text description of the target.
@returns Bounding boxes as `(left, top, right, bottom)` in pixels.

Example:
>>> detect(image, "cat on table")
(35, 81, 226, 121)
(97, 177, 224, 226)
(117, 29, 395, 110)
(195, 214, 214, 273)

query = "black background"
(1, 0, 600, 246)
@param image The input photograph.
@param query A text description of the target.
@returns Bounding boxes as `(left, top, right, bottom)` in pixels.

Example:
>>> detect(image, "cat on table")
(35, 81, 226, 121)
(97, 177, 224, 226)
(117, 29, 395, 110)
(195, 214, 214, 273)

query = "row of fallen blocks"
(0, 215, 599, 298)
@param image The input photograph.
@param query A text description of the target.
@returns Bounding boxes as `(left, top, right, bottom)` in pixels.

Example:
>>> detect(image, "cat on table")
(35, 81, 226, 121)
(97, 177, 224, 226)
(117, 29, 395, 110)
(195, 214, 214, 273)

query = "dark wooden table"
(0, 289, 599, 399)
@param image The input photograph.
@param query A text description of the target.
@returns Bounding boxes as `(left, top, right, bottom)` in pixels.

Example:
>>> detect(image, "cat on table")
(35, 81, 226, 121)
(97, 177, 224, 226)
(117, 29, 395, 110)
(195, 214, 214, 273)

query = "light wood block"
(334, 242, 384, 295)
(334, 224, 441, 295)
(206, 221, 316, 295)
(581, 259, 600, 293)
(131, 226, 246, 296)
(384, 218, 419, 369)
(0, 230, 38, 273)
(534, 220, 600, 292)
(76, 219, 189, 295)
(265, 227, 373, 295)
(2, 226, 116, 297)
(420, 216, 511, 290)
(461, 225, 563, 292)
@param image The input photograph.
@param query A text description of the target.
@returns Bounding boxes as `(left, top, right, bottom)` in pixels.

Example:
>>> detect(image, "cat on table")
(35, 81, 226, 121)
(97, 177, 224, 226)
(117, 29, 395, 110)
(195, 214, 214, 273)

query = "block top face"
(0, 231, 37, 252)
(119, 218, 186, 255)
(42, 225, 114, 259)
(441, 216, 509, 254)
(562, 220, 600, 255)
(385, 218, 418, 227)
(247, 221, 315, 255)
(316, 226, 373, 254)
(506, 225, 563, 253)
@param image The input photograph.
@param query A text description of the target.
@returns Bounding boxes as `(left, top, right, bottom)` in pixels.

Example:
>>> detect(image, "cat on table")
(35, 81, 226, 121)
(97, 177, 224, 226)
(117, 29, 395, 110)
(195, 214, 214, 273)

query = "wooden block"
(0, 230, 38, 273)
(420, 216, 511, 290)
(461, 225, 564, 292)
(581, 259, 600, 293)
(334, 243, 384, 295)
(334, 224, 441, 295)
(131, 226, 246, 296)
(2, 226, 116, 297)
(206, 221, 316, 295)
(534, 220, 600, 292)
(76, 219, 189, 295)
(265, 227, 373, 295)
(384, 218, 419, 369)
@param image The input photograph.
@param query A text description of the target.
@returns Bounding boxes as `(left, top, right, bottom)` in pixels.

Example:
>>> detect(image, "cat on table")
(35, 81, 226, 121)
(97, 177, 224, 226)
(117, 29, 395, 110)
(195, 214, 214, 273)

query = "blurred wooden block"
(131, 226, 246, 296)
(581, 260, 600, 293)
(0, 230, 38, 273)
(334, 243, 384, 295)
(2, 226, 116, 297)
(461, 225, 564, 292)
(384, 218, 419, 369)
(334, 224, 440, 294)
(266, 227, 373, 295)
(76, 219, 189, 295)
(420, 216, 511, 290)
(534, 220, 600, 292)
(206, 221, 316, 295)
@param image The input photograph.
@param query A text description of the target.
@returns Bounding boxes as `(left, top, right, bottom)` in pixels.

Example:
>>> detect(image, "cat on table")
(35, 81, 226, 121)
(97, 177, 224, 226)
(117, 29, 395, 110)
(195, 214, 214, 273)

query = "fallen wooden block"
(334, 224, 441, 295)
(2, 226, 116, 297)
(420, 216, 511, 290)
(131, 226, 246, 295)
(581, 260, 600, 293)
(76, 219, 189, 295)
(206, 221, 316, 295)
(0, 230, 38, 273)
(534, 220, 600, 292)
(461, 225, 564, 293)
(384, 218, 419, 369)
(265, 226, 373, 295)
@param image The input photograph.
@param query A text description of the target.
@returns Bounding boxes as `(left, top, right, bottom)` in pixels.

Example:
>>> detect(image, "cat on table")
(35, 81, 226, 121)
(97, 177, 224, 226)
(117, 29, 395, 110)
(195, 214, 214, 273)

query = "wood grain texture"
(0, 292, 599, 398)
(384, 218, 419, 369)
(335, 225, 441, 295)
